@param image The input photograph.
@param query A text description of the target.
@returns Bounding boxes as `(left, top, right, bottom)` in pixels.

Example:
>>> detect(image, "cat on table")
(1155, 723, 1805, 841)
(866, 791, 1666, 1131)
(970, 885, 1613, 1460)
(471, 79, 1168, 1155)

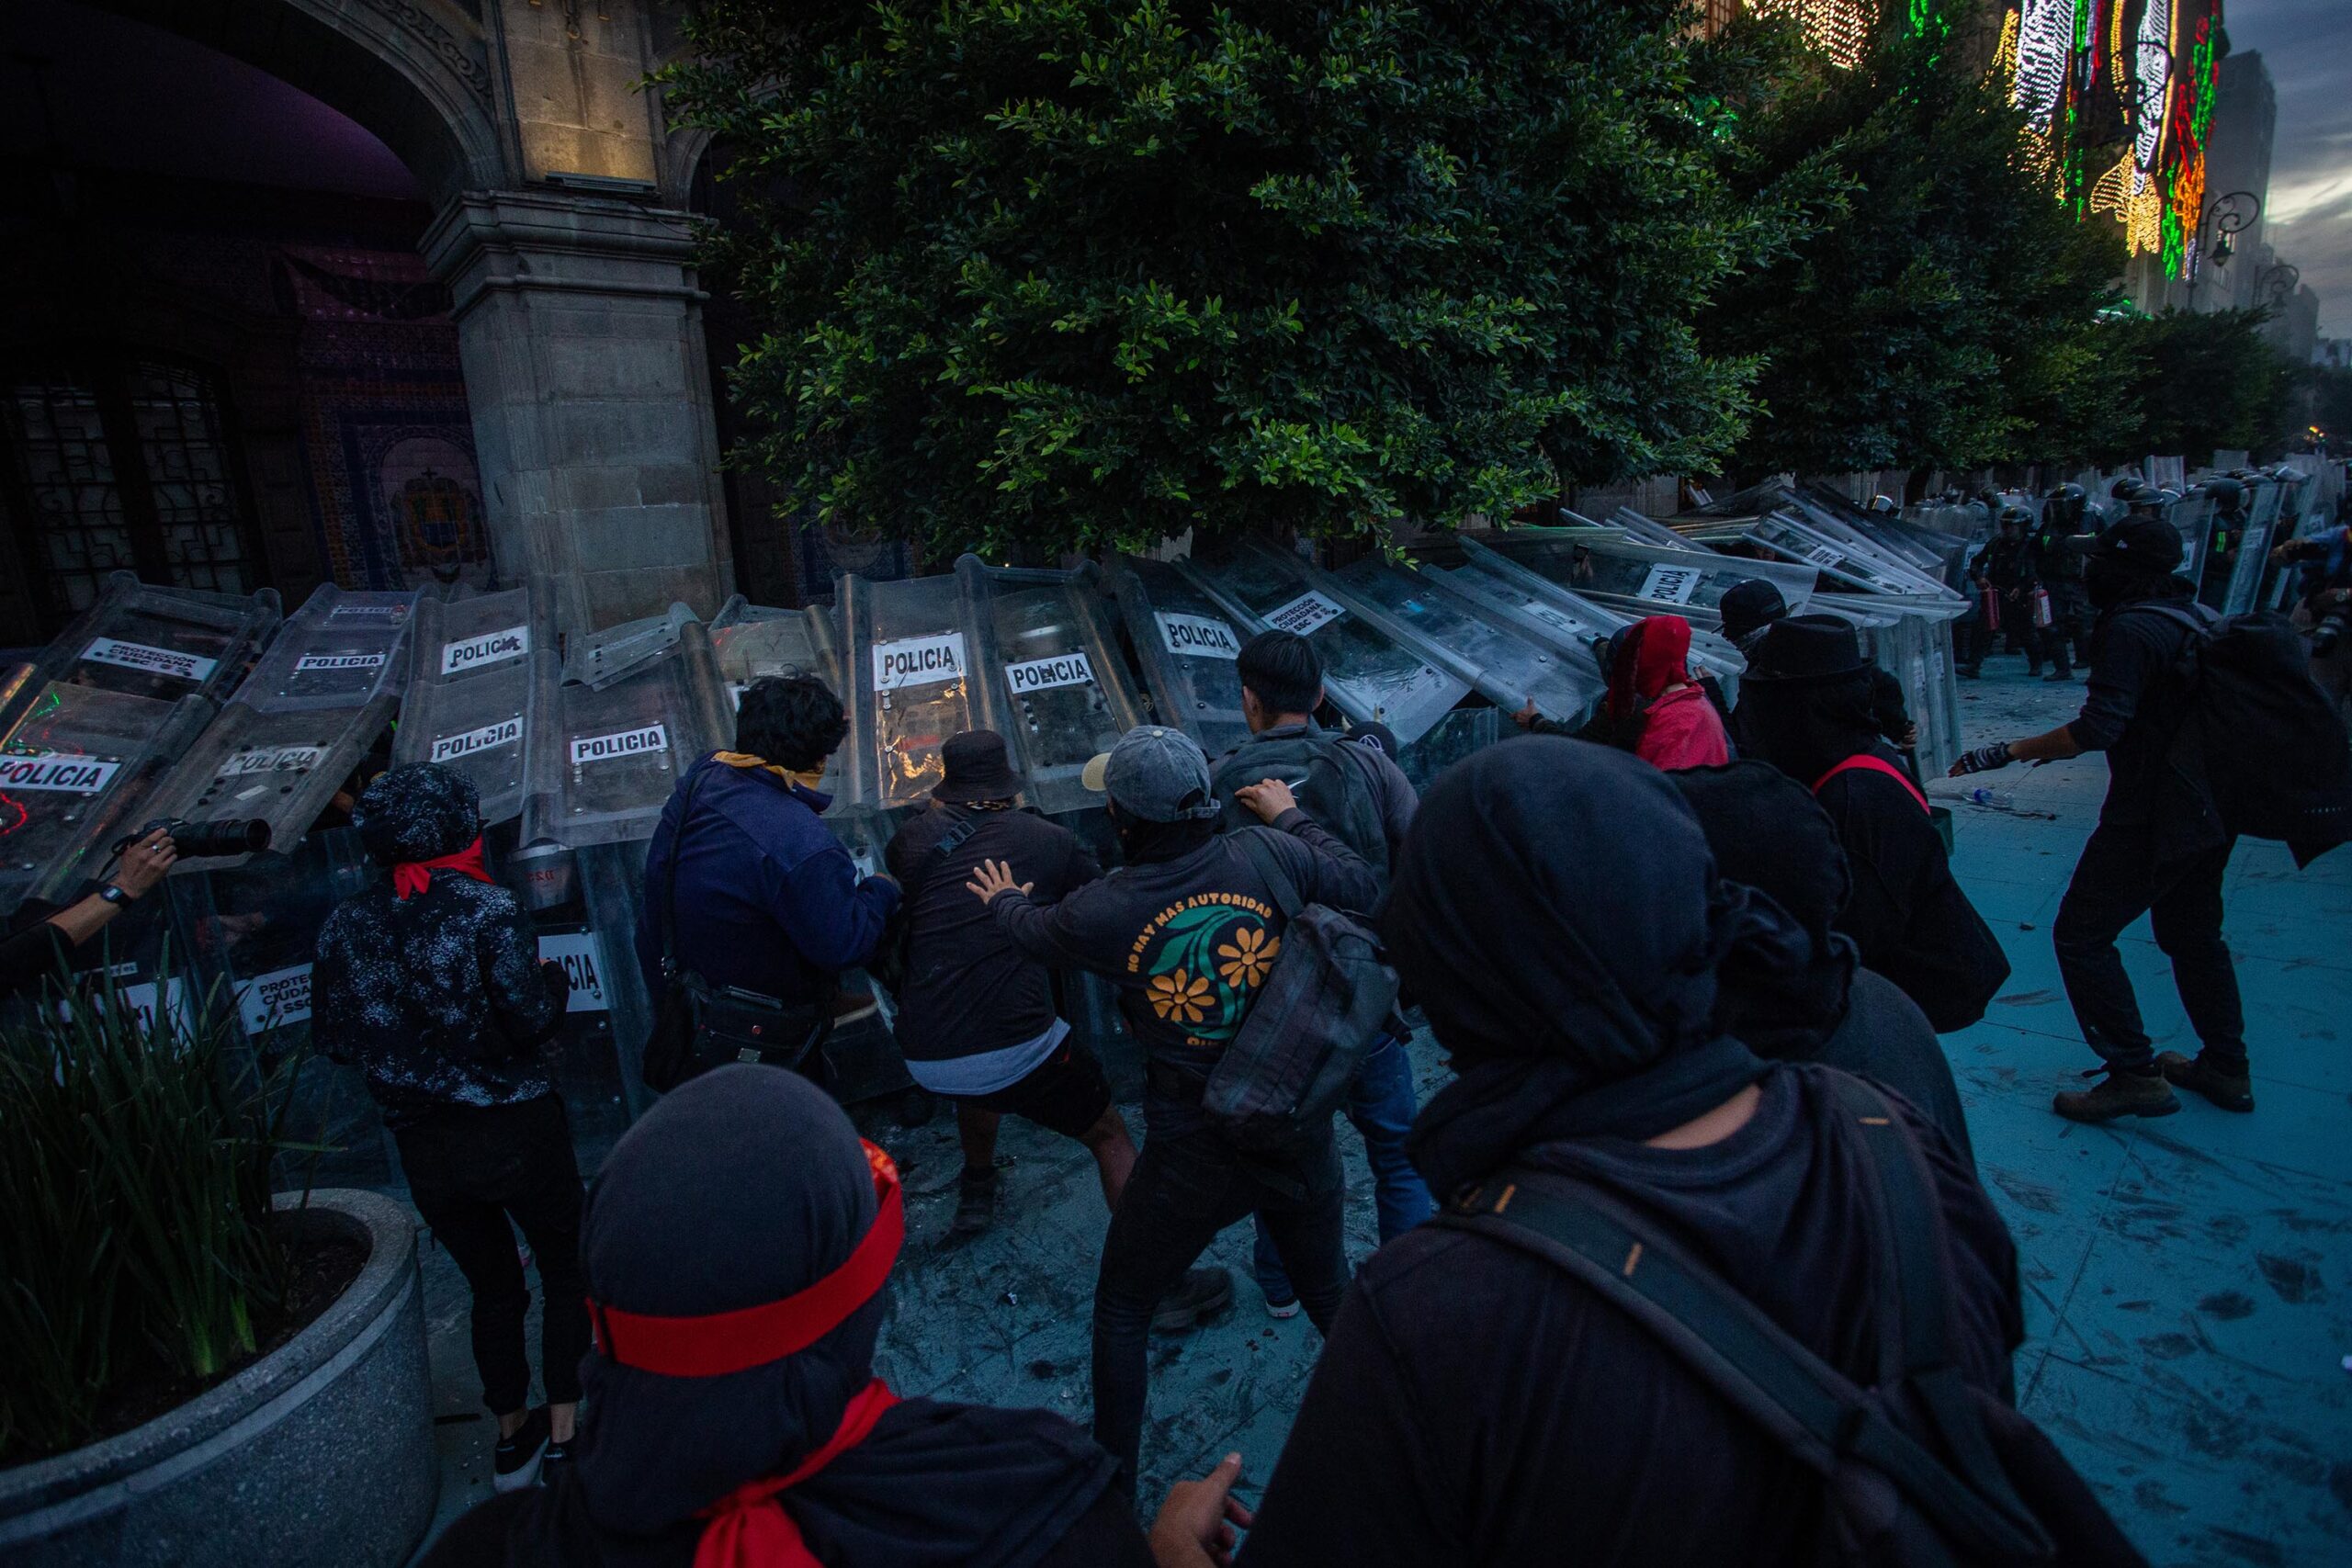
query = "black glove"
(539, 958, 571, 1010)
(1951, 741, 2014, 776)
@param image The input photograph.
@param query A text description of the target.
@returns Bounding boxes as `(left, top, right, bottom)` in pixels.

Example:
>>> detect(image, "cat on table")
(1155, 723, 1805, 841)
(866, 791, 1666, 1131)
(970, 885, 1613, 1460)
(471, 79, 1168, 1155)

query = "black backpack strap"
(1829, 1075, 2041, 1541)
(900, 807, 987, 907)
(1434, 1110, 2049, 1559)
(1233, 828, 1304, 921)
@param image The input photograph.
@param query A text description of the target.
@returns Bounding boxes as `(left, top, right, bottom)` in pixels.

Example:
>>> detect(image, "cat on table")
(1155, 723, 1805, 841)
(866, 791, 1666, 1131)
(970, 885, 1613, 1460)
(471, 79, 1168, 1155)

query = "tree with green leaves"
(1702, 6, 2125, 482)
(662, 2, 1814, 560)
(2076, 307, 2299, 465)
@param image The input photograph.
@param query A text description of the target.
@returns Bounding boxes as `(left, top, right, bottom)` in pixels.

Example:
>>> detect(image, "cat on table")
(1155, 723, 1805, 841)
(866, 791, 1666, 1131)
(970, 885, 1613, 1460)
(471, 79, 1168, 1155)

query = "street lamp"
(2255, 261, 2301, 310)
(2188, 190, 2260, 304)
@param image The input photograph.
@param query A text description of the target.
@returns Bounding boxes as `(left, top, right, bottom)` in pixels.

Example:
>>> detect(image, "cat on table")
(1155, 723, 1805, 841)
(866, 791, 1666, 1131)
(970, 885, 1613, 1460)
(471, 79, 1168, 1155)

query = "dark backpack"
(1436, 1074, 2147, 1568)
(1214, 731, 1390, 881)
(1202, 831, 1398, 1154)
(2128, 604, 2352, 868)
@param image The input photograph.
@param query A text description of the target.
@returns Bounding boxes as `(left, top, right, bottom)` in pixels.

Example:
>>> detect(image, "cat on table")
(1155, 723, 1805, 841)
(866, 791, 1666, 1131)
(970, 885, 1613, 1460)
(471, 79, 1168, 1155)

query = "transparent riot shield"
(1183, 540, 1470, 746)
(2165, 492, 2213, 588)
(164, 828, 397, 1189)
(141, 694, 401, 872)
(0, 682, 215, 913)
(1436, 555, 1629, 662)
(1747, 512, 1958, 603)
(1464, 530, 1818, 623)
(838, 572, 979, 813)
(709, 595, 842, 704)
(1107, 556, 1254, 757)
(1325, 554, 1603, 728)
(956, 556, 1148, 816)
(527, 840, 641, 1154)
(392, 583, 560, 829)
(3, 571, 279, 726)
(2213, 480, 2283, 615)
(565, 604, 706, 693)
(536, 619, 732, 849)
(233, 584, 421, 714)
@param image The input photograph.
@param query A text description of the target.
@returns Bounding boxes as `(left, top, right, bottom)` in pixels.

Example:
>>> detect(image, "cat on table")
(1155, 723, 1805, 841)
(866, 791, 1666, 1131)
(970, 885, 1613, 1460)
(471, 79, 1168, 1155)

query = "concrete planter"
(0, 1190, 437, 1568)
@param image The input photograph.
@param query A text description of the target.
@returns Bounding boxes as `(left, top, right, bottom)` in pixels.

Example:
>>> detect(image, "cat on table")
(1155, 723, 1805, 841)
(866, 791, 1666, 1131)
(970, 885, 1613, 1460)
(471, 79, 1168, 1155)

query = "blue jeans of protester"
(1250, 1032, 1433, 1305)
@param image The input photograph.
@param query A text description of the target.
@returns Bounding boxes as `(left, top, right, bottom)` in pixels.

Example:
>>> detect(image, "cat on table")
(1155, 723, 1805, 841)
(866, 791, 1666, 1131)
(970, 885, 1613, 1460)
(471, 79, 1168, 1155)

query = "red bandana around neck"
(586, 1142, 908, 1568)
(391, 836, 492, 900)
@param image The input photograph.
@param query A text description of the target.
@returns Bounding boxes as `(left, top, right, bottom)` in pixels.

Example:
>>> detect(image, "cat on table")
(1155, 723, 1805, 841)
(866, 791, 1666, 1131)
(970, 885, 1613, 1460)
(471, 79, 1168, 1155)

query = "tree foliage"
(1702, 8, 2126, 479)
(2075, 307, 2299, 465)
(662, 2, 1812, 559)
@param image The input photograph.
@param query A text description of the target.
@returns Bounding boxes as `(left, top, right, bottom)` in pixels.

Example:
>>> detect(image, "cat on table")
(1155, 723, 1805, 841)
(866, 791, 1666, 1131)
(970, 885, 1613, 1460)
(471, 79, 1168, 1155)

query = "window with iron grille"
(2, 357, 259, 631)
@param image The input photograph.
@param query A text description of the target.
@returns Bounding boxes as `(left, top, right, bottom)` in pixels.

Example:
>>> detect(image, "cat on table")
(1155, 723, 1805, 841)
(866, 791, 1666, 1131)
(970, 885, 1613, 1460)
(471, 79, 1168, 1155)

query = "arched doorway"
(3, 0, 734, 643)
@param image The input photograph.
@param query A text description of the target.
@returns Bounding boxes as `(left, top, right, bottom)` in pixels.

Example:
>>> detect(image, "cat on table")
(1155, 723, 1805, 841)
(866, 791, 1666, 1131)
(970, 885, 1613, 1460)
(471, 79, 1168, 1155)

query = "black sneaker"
(540, 1435, 574, 1487)
(2043, 669, 2075, 682)
(951, 1168, 999, 1235)
(1151, 1268, 1234, 1334)
(2154, 1050, 2256, 1112)
(492, 1406, 550, 1494)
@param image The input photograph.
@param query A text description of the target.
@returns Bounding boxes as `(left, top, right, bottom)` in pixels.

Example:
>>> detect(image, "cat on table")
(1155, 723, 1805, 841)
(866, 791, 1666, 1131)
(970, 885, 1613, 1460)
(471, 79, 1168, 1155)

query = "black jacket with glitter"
(312, 764, 566, 1128)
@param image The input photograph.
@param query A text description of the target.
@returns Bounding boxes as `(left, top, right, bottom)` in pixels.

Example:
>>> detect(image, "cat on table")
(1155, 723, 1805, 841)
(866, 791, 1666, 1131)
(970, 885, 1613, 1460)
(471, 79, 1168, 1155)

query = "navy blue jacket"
(634, 755, 899, 1007)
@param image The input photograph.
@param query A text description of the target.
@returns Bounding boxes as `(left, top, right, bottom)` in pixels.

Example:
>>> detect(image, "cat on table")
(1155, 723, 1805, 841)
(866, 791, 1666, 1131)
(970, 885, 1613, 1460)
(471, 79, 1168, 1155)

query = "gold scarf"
(714, 751, 827, 792)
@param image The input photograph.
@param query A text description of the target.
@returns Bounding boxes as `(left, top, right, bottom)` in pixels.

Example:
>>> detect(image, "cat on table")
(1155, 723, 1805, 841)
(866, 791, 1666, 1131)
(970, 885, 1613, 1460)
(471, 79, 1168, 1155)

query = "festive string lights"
(1752, 0, 1873, 71)
(2012, 0, 2078, 130)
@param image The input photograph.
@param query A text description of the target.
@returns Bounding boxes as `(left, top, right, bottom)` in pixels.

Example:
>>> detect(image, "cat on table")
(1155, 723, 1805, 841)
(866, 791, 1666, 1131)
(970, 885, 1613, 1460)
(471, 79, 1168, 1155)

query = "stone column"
(423, 189, 733, 631)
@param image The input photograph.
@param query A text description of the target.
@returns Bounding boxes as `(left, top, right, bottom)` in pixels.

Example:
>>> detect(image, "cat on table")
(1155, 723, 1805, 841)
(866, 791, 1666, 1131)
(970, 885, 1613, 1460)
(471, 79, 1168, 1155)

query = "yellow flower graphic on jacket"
(1215, 925, 1280, 989)
(1148, 968, 1215, 1023)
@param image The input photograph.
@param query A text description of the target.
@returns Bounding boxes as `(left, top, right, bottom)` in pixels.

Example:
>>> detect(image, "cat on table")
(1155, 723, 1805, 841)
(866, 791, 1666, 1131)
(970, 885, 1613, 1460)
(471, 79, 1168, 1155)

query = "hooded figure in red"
(1601, 615, 1732, 772)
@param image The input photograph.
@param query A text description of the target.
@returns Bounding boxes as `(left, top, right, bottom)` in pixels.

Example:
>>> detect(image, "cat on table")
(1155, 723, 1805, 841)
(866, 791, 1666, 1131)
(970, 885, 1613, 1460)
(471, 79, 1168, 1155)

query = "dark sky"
(2222, 0, 2351, 338)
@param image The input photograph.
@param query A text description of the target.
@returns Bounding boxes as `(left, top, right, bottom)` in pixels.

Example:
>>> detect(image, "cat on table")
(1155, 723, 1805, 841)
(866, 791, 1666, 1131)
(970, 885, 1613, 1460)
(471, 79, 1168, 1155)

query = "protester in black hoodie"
(969, 724, 1379, 1500)
(1148, 740, 2049, 1567)
(312, 763, 579, 1490)
(1670, 761, 1973, 1161)
(1737, 615, 2009, 1031)
(422, 1066, 1148, 1568)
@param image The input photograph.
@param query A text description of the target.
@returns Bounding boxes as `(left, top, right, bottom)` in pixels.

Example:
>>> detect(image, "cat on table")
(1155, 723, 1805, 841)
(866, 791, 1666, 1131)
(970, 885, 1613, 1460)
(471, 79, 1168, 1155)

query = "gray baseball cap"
(1080, 726, 1222, 822)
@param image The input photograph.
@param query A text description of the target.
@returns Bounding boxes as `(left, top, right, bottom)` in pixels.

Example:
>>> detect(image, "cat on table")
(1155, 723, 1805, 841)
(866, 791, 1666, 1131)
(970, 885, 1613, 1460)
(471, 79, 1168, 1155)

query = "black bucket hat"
(1739, 615, 1870, 684)
(934, 729, 1027, 805)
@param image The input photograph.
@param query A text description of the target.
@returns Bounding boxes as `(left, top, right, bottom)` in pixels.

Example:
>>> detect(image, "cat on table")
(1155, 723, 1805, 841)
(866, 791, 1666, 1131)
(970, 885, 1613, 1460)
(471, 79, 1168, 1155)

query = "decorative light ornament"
(2133, 0, 2172, 173)
(2011, 0, 2076, 130)
(2089, 151, 2164, 256)
(1987, 6, 2020, 88)
(1753, 0, 1871, 71)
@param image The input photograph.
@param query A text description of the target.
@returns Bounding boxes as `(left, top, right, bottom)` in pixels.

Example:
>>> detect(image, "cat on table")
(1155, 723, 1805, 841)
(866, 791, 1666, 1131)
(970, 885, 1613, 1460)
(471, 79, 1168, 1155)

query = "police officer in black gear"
(1949, 518, 2249, 1124)
(1961, 508, 2036, 676)
(2028, 487, 2091, 681)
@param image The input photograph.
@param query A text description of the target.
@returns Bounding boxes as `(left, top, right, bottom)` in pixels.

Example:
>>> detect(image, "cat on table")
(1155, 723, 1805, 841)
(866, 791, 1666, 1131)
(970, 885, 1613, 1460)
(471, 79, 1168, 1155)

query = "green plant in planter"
(0, 957, 311, 1464)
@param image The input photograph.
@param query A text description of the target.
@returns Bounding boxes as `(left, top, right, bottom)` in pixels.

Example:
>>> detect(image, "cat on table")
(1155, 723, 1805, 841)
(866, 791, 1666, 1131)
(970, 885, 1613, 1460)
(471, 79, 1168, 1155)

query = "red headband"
(391, 836, 491, 899)
(588, 1141, 903, 1379)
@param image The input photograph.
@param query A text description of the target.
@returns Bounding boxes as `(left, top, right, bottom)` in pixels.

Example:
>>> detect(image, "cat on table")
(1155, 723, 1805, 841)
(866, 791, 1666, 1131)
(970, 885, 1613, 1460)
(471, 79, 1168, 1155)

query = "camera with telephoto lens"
(112, 817, 272, 860)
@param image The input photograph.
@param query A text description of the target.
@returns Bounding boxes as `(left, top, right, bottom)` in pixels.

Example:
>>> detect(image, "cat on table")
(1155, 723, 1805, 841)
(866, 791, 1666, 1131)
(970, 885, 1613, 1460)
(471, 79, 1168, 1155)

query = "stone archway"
(78, 0, 735, 631)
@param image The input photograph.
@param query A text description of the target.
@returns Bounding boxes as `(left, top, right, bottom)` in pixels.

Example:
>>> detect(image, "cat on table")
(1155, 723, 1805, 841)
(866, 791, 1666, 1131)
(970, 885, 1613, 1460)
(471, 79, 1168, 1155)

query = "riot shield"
(1431, 558, 1626, 678)
(2215, 479, 2284, 615)
(392, 582, 561, 829)
(709, 595, 842, 703)
(140, 694, 401, 872)
(1182, 540, 1470, 746)
(165, 829, 395, 1188)
(1464, 529, 1819, 623)
(534, 614, 732, 850)
(233, 584, 421, 714)
(1325, 554, 1603, 728)
(1746, 512, 1958, 603)
(2, 571, 278, 725)
(1107, 556, 1254, 757)
(0, 681, 214, 913)
(838, 571, 979, 813)
(956, 556, 1148, 816)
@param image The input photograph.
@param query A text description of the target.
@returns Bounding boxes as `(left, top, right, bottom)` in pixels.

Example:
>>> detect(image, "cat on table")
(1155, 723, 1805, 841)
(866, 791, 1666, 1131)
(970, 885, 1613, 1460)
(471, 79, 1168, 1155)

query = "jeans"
(394, 1094, 590, 1416)
(1092, 1112, 1347, 1496)
(1250, 1033, 1433, 1303)
(2052, 822, 2245, 1073)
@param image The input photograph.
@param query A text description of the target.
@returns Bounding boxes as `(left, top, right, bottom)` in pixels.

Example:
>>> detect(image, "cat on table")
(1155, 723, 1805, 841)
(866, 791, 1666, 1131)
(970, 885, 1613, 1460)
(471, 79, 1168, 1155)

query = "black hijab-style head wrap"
(1386, 739, 1809, 1201)
(1670, 761, 1860, 1059)
(514, 1066, 1114, 1568)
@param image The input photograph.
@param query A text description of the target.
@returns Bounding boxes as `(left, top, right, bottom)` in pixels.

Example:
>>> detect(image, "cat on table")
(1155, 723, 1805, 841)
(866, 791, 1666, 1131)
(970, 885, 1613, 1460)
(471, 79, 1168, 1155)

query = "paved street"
(411, 658, 2352, 1565)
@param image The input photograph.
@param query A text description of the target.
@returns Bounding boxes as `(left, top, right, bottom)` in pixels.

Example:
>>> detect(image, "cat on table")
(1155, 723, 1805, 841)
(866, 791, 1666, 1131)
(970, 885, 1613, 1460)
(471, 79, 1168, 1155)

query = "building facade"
(0, 0, 854, 647)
